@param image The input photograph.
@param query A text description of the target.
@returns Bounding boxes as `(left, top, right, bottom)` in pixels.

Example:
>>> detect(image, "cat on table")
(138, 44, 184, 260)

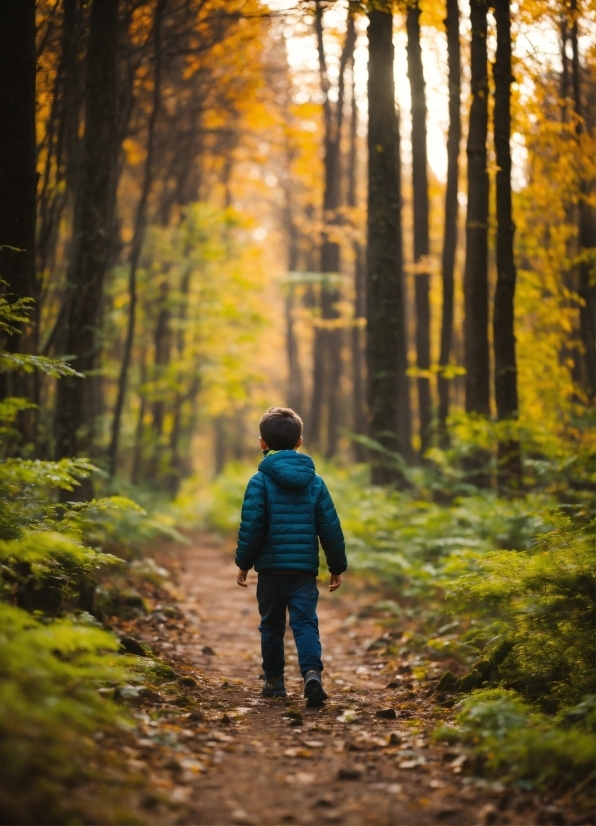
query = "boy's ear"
(259, 437, 268, 450)
(295, 436, 303, 449)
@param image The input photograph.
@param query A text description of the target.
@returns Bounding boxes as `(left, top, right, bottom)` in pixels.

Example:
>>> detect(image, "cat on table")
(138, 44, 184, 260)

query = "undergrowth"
(0, 294, 171, 824)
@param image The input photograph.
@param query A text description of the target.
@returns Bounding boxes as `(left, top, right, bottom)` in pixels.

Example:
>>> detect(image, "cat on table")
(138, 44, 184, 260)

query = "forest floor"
(105, 534, 584, 826)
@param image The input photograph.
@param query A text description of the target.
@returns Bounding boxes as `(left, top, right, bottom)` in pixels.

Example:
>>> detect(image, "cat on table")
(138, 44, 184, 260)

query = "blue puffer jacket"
(235, 450, 347, 576)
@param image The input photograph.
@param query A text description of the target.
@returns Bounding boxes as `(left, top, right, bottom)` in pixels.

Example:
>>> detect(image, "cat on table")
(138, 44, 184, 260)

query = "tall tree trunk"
(283, 188, 304, 412)
(348, 60, 368, 461)
(394, 106, 414, 457)
(463, 0, 491, 485)
(493, 0, 522, 493)
(569, 1, 596, 399)
(406, 2, 432, 458)
(0, 0, 37, 380)
(366, 6, 411, 486)
(37, 0, 84, 289)
(310, 5, 355, 456)
(131, 353, 147, 486)
(108, 0, 166, 477)
(54, 0, 120, 463)
(438, 0, 461, 443)
(150, 278, 171, 445)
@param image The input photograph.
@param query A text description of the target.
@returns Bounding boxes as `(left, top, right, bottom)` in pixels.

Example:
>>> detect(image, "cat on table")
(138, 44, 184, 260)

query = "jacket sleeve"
(235, 473, 267, 571)
(314, 479, 347, 575)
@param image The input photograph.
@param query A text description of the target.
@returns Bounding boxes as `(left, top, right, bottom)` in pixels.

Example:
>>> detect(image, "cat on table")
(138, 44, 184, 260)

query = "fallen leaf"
(286, 772, 315, 785)
(284, 748, 312, 759)
(230, 809, 255, 825)
(398, 758, 426, 769)
(336, 710, 358, 723)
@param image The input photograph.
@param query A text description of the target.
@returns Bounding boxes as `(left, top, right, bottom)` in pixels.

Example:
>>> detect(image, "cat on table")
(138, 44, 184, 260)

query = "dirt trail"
(121, 535, 562, 826)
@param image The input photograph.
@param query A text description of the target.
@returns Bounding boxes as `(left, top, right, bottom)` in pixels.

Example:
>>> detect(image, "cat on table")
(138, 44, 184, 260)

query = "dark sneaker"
(303, 670, 328, 707)
(262, 676, 286, 698)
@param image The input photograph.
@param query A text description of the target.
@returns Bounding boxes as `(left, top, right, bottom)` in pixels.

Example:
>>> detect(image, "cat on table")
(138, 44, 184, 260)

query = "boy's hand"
(329, 573, 342, 592)
(236, 568, 249, 587)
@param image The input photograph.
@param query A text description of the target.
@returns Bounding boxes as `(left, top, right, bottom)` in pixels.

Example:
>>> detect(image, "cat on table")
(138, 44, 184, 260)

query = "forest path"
(136, 535, 540, 826)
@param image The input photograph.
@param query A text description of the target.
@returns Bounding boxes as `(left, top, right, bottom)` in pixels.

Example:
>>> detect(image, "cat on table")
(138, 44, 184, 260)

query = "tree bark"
(493, 0, 522, 492)
(348, 58, 367, 462)
(0, 0, 37, 361)
(464, 0, 490, 420)
(37, 0, 84, 291)
(108, 0, 166, 477)
(54, 0, 120, 462)
(283, 186, 304, 413)
(406, 2, 432, 458)
(366, 7, 411, 486)
(438, 0, 461, 443)
(569, 1, 596, 399)
(462, 0, 491, 486)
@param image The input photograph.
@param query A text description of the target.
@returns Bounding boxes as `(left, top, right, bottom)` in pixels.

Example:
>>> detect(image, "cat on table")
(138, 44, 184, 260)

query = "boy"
(235, 407, 347, 707)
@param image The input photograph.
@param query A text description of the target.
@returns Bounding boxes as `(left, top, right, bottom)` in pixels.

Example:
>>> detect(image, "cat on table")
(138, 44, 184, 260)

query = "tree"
(438, 0, 461, 441)
(568, 0, 595, 399)
(406, 0, 432, 458)
(108, 0, 167, 477)
(54, 0, 120, 464)
(310, 4, 355, 457)
(463, 0, 491, 484)
(347, 57, 367, 461)
(366, 5, 411, 485)
(0, 0, 37, 361)
(493, 0, 521, 491)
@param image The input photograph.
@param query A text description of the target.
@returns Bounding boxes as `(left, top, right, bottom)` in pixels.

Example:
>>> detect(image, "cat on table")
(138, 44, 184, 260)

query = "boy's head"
(259, 407, 303, 451)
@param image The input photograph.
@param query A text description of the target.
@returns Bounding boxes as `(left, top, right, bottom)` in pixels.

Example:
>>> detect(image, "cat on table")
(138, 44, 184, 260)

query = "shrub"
(435, 689, 595, 791)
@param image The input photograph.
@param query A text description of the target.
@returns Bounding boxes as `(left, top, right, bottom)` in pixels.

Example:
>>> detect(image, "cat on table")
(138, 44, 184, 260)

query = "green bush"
(448, 516, 595, 710)
(435, 689, 595, 791)
(0, 294, 148, 822)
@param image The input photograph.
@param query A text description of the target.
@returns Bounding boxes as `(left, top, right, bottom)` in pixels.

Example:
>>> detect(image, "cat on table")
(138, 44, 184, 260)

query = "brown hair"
(259, 407, 303, 450)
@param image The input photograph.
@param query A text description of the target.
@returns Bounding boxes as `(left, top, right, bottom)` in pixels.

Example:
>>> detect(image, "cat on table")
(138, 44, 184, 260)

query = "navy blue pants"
(256, 572, 323, 679)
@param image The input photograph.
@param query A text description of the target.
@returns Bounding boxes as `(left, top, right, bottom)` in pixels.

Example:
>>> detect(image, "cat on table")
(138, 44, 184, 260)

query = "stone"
(119, 636, 148, 656)
(375, 708, 397, 719)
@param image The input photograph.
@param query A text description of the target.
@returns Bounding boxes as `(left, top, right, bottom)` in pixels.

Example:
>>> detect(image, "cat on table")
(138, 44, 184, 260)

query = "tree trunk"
(438, 0, 461, 443)
(394, 106, 414, 460)
(463, 0, 491, 486)
(150, 277, 171, 447)
(366, 6, 411, 486)
(406, 2, 432, 458)
(108, 0, 166, 477)
(54, 0, 120, 463)
(310, 6, 355, 456)
(37, 0, 84, 290)
(348, 60, 367, 462)
(131, 356, 147, 486)
(493, 0, 522, 493)
(570, 2, 596, 400)
(283, 188, 304, 413)
(0, 0, 37, 372)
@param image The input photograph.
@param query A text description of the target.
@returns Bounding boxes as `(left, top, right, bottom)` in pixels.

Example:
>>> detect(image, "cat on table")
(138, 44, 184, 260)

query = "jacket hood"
(258, 450, 316, 490)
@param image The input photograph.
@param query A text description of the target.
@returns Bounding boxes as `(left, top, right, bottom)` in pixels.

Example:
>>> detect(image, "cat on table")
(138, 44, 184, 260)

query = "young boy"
(235, 407, 347, 707)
